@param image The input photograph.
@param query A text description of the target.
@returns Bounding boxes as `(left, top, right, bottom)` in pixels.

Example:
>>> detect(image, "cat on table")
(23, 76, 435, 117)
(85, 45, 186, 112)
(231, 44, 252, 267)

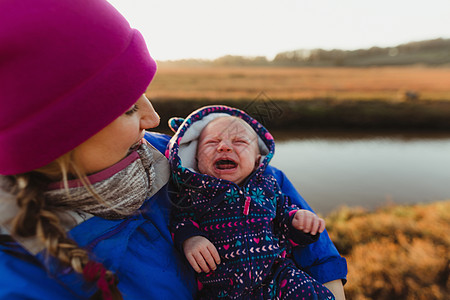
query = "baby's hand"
(183, 236, 221, 273)
(291, 209, 325, 235)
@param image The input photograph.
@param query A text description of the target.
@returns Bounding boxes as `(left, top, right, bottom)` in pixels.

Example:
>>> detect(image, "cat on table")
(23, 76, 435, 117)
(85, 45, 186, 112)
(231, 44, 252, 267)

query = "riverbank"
(150, 97, 450, 131)
(146, 66, 450, 131)
(325, 200, 450, 300)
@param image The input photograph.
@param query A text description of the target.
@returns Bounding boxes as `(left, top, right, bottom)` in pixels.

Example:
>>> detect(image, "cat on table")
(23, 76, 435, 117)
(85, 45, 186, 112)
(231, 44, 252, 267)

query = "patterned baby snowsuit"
(167, 106, 335, 300)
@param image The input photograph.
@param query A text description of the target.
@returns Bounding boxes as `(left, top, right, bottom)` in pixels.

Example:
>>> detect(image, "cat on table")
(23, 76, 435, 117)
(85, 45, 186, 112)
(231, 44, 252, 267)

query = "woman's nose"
(140, 96, 160, 129)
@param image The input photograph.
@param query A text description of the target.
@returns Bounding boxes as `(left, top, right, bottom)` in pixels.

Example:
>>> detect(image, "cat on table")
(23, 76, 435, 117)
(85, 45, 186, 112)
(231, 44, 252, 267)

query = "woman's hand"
(183, 236, 221, 273)
(291, 209, 325, 235)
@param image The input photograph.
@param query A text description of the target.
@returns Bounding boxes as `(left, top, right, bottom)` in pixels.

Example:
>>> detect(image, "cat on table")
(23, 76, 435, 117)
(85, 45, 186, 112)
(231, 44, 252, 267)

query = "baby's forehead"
(203, 116, 257, 138)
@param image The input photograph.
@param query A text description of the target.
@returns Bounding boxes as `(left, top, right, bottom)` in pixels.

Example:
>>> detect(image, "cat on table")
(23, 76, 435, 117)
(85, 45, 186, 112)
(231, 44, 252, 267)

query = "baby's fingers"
(293, 210, 325, 234)
(207, 243, 221, 266)
(308, 214, 326, 235)
(193, 250, 212, 273)
(309, 216, 321, 235)
(183, 236, 220, 273)
(301, 211, 313, 233)
(318, 218, 326, 233)
(186, 251, 206, 273)
(199, 244, 220, 273)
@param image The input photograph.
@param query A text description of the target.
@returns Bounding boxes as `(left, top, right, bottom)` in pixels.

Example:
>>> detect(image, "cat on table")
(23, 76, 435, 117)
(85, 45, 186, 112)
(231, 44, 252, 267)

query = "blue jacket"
(168, 106, 329, 298)
(0, 131, 346, 299)
(0, 132, 196, 300)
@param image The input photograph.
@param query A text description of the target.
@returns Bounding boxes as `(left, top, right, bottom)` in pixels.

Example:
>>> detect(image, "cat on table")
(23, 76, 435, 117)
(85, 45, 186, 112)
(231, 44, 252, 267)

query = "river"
(270, 130, 450, 215)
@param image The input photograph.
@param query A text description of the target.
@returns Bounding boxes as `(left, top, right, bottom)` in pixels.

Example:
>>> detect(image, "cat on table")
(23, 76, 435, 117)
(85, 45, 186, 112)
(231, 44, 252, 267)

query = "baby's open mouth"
(215, 159, 237, 170)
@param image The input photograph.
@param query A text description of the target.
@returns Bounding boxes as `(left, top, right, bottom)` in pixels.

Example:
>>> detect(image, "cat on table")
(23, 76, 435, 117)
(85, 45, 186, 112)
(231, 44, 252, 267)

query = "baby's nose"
(217, 141, 232, 152)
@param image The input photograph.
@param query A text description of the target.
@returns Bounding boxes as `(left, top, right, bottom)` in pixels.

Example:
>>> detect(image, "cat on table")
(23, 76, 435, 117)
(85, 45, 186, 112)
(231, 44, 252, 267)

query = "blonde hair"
(8, 151, 122, 300)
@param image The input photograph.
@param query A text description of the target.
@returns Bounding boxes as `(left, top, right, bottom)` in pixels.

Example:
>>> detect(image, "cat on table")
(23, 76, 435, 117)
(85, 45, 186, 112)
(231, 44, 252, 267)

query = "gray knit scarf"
(44, 141, 158, 219)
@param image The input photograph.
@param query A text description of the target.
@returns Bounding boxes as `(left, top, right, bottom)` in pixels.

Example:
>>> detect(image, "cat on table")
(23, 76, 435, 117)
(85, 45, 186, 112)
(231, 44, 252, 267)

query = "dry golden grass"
(147, 66, 450, 101)
(326, 200, 450, 299)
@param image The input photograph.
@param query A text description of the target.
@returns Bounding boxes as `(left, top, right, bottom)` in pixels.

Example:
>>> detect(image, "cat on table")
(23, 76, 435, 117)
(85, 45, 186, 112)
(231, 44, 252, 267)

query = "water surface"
(270, 130, 450, 214)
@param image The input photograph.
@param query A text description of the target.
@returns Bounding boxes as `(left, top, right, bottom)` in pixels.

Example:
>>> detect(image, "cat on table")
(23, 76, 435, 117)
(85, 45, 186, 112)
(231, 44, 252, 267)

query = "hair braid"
(8, 157, 122, 300)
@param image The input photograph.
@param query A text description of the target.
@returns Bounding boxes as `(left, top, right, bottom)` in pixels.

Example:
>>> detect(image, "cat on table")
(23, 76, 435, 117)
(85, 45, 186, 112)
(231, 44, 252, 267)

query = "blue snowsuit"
(167, 106, 345, 299)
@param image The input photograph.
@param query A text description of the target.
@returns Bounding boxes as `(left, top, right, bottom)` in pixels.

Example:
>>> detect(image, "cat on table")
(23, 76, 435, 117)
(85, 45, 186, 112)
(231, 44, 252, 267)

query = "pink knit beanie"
(0, 0, 157, 175)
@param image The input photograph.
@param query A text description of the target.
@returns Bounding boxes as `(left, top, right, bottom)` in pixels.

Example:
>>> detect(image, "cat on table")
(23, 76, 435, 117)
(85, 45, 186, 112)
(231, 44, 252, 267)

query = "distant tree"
(212, 55, 269, 66)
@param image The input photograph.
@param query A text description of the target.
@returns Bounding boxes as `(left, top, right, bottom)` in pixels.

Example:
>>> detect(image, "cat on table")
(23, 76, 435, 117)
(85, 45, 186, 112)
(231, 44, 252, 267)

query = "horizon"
(108, 0, 450, 61)
(155, 37, 449, 62)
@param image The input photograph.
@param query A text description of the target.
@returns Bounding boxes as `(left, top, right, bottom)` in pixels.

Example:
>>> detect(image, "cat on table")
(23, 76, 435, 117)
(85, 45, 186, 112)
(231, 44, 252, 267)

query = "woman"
(0, 0, 346, 299)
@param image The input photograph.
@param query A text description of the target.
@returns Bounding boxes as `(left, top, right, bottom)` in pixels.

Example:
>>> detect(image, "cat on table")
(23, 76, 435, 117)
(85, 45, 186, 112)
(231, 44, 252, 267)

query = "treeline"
(159, 38, 450, 67)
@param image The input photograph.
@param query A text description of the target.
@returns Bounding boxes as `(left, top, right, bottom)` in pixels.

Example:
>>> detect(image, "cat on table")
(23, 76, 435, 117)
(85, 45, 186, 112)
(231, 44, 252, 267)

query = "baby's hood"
(166, 105, 275, 184)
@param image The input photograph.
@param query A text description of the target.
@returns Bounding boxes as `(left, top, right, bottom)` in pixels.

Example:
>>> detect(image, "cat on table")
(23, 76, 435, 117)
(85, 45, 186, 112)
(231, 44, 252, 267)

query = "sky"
(108, 0, 450, 61)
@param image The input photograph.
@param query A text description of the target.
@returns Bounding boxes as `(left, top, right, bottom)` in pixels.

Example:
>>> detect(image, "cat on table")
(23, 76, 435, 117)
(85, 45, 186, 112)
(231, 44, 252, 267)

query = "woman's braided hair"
(8, 152, 122, 300)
